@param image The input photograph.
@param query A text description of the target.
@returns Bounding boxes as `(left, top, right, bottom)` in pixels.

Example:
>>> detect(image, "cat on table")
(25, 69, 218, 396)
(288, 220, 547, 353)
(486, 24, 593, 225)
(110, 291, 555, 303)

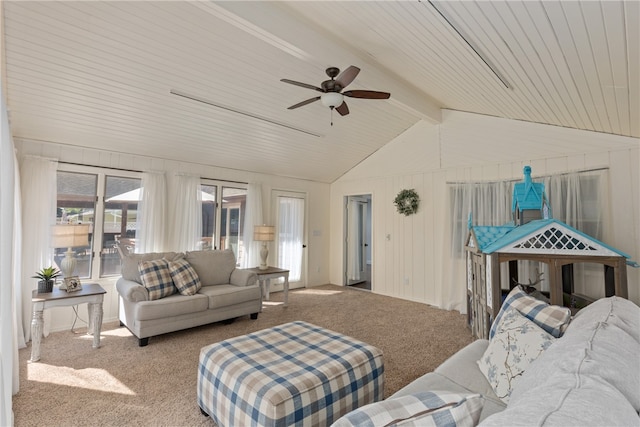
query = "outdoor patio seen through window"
(200, 183, 247, 266)
(56, 169, 141, 279)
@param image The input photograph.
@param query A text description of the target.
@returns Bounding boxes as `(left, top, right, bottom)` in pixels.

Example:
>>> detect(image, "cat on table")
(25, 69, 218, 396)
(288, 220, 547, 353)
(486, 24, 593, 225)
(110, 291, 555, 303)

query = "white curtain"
(444, 169, 608, 311)
(172, 174, 202, 252)
(136, 171, 167, 253)
(347, 199, 362, 281)
(241, 183, 263, 268)
(440, 180, 514, 313)
(277, 196, 304, 282)
(1, 88, 22, 423)
(20, 156, 58, 340)
(543, 170, 609, 295)
(543, 170, 607, 241)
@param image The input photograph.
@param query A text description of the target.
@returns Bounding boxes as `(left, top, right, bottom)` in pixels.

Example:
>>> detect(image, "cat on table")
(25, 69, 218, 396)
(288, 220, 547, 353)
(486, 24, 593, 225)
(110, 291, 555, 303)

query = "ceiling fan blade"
(287, 96, 321, 110)
(335, 101, 349, 116)
(281, 79, 324, 92)
(343, 90, 390, 99)
(335, 66, 360, 88)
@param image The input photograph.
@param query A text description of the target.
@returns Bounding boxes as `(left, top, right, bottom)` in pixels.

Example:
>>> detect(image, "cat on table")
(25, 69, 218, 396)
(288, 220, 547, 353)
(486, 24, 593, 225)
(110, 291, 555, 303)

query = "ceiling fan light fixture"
(321, 92, 344, 108)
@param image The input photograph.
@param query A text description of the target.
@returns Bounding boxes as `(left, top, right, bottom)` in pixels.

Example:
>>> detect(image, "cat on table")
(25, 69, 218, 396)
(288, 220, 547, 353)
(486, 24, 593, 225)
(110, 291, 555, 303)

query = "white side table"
(247, 267, 290, 307)
(30, 283, 106, 362)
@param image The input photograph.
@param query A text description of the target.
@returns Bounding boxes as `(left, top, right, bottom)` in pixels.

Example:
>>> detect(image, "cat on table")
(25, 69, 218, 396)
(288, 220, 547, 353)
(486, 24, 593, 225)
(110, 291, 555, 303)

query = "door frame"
(343, 194, 372, 289)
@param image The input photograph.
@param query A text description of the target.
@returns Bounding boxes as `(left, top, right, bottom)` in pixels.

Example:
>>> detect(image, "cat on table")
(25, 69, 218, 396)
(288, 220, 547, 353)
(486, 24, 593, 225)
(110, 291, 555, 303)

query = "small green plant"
(32, 266, 62, 282)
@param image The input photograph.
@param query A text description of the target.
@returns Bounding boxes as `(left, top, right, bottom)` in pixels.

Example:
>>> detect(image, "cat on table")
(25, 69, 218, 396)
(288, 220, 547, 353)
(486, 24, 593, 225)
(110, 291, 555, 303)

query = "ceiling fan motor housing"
(321, 80, 342, 92)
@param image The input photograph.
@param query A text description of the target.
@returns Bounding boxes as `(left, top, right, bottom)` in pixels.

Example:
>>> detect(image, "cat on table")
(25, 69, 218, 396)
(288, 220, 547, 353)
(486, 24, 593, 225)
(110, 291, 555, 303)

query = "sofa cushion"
(135, 293, 209, 321)
(478, 374, 639, 427)
(509, 296, 640, 412)
(332, 391, 483, 427)
(121, 251, 181, 284)
(138, 259, 176, 300)
(433, 340, 501, 406)
(478, 307, 555, 403)
(198, 284, 262, 310)
(168, 258, 202, 296)
(490, 286, 571, 339)
(389, 372, 505, 423)
(185, 249, 236, 286)
(568, 295, 639, 343)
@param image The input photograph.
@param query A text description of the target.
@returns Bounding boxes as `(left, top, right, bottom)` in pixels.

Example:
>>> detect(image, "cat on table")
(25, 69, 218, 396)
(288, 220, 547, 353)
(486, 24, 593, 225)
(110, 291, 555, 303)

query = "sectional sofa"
(333, 292, 639, 426)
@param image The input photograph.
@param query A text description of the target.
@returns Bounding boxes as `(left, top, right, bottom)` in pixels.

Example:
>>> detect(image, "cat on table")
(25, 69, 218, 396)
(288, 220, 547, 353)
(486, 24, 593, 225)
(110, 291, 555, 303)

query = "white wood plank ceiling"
(2, 1, 638, 183)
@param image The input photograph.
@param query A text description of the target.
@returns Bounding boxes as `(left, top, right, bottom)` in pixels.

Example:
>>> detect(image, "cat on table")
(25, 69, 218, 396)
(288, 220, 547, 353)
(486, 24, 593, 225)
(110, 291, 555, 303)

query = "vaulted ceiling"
(2, 1, 638, 183)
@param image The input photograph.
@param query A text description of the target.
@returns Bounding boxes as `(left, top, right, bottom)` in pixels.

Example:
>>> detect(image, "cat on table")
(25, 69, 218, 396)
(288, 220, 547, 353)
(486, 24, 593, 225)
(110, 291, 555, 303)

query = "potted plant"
(33, 266, 61, 293)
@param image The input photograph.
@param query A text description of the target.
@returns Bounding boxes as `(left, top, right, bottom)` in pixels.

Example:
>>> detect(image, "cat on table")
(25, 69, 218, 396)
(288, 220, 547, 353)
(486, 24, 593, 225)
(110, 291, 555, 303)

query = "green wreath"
(394, 189, 420, 216)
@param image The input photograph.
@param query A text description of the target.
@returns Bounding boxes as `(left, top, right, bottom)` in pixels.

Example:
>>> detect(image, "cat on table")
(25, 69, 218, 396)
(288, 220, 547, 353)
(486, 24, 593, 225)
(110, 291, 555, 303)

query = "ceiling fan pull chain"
(330, 108, 334, 126)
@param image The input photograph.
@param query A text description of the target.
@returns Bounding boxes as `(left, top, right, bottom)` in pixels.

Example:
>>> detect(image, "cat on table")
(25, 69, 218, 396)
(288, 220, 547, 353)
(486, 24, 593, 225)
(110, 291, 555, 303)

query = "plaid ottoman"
(197, 321, 384, 427)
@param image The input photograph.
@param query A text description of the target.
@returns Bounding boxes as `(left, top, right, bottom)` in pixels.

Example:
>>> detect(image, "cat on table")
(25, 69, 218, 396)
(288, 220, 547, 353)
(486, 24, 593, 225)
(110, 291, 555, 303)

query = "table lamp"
(253, 225, 275, 270)
(52, 224, 90, 278)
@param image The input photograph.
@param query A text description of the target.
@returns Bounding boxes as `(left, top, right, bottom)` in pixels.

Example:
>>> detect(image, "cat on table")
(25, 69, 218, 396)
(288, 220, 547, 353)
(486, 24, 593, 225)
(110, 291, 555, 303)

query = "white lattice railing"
(504, 223, 618, 256)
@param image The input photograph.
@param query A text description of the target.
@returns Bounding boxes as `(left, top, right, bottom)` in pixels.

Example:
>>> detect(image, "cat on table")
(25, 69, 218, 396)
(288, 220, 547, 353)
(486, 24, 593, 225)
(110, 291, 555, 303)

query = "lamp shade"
(321, 92, 344, 108)
(253, 225, 275, 242)
(52, 224, 90, 248)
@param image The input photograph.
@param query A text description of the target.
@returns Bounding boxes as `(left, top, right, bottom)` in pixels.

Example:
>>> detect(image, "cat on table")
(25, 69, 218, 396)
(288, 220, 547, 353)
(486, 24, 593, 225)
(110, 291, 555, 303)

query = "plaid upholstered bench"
(197, 321, 384, 426)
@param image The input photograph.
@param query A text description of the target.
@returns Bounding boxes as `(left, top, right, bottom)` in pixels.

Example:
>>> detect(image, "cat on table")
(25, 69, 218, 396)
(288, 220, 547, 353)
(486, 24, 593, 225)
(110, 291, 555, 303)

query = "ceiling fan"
(281, 66, 390, 124)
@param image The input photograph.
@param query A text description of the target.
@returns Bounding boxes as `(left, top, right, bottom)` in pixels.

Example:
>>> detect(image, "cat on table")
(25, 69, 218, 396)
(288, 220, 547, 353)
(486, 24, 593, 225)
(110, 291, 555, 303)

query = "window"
(199, 181, 247, 266)
(102, 176, 141, 275)
(55, 171, 97, 278)
(56, 165, 141, 279)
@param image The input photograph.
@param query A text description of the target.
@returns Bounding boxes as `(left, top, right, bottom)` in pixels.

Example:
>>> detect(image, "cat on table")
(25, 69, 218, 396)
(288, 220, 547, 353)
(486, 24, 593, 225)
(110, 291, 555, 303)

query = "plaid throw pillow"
(138, 259, 175, 300)
(332, 391, 484, 427)
(168, 258, 201, 296)
(490, 286, 571, 339)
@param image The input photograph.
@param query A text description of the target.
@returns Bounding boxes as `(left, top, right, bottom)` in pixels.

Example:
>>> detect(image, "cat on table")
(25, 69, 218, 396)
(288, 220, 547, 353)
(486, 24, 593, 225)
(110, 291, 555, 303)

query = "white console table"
(247, 267, 290, 307)
(30, 283, 106, 362)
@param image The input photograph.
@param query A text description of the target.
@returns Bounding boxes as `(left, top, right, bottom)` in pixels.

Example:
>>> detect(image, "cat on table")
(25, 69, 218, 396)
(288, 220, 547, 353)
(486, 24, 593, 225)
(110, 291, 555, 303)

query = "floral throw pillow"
(138, 259, 176, 300)
(478, 307, 555, 403)
(168, 258, 202, 296)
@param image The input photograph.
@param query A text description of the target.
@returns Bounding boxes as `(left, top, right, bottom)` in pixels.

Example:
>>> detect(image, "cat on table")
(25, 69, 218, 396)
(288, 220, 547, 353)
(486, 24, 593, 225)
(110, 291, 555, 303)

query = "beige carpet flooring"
(13, 284, 473, 426)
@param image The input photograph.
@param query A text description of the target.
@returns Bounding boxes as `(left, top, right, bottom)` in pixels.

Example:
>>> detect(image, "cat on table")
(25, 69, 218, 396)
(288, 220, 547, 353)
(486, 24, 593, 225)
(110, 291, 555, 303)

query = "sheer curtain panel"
(172, 174, 202, 252)
(241, 183, 263, 269)
(136, 171, 167, 253)
(277, 196, 304, 282)
(20, 156, 58, 340)
(1, 89, 23, 422)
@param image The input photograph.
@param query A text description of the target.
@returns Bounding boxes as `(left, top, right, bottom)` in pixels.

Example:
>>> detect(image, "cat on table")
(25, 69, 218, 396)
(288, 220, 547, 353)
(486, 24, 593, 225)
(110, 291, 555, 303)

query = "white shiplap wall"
(330, 110, 640, 309)
(15, 138, 331, 333)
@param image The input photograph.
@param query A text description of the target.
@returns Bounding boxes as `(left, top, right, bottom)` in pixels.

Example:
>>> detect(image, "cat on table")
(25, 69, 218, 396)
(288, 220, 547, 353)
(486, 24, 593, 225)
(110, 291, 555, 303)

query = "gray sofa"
(116, 249, 261, 346)
(336, 295, 639, 426)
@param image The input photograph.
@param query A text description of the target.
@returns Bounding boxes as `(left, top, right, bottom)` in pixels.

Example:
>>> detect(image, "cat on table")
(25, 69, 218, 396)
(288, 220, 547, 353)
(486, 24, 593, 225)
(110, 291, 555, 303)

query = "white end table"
(30, 283, 106, 362)
(247, 267, 290, 307)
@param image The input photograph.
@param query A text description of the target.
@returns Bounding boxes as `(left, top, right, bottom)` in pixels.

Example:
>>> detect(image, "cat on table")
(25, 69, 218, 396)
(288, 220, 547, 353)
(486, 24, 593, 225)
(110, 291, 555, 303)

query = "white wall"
(15, 138, 331, 332)
(330, 110, 640, 308)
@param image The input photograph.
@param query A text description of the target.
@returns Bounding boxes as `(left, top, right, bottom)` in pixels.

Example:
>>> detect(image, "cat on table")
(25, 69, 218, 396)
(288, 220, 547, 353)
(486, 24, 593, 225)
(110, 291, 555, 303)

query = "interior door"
(272, 190, 307, 290)
(345, 195, 372, 288)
